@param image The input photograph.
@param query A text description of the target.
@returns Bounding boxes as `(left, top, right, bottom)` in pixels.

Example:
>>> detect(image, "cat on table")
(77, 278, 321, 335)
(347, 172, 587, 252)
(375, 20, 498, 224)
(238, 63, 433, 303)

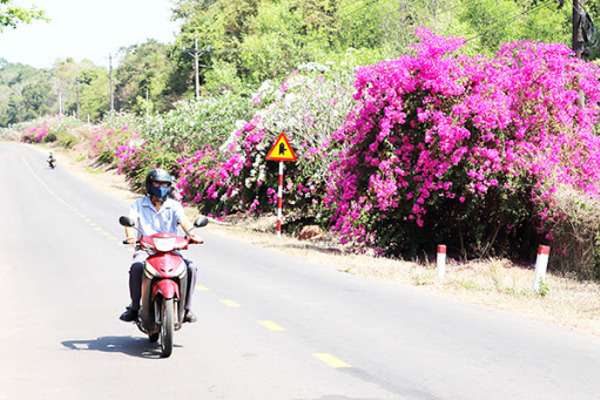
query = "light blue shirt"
(128, 196, 186, 239)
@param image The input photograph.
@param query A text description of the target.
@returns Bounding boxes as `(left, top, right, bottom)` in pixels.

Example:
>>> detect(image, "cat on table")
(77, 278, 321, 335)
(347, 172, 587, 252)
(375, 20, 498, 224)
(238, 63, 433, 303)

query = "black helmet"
(145, 168, 172, 195)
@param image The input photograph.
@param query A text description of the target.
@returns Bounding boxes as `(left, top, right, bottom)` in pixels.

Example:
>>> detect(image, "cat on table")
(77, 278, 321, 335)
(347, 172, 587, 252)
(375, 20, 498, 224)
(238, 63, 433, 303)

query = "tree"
(168, 0, 261, 97)
(63, 67, 110, 122)
(0, 62, 53, 126)
(0, 0, 47, 31)
(115, 40, 173, 114)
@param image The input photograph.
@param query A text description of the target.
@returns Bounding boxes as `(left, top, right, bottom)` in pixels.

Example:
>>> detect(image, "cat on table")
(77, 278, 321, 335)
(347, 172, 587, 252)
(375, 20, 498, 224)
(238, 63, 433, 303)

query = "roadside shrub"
(175, 62, 357, 219)
(20, 118, 50, 143)
(146, 94, 259, 155)
(325, 29, 600, 260)
(16, 115, 83, 146)
(50, 116, 83, 148)
(100, 111, 142, 133)
(86, 126, 137, 166)
(55, 131, 79, 149)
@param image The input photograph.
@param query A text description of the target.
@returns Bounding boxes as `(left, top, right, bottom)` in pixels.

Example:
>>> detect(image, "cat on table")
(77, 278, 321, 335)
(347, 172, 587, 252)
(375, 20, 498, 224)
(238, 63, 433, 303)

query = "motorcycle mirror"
(194, 216, 209, 228)
(119, 216, 136, 227)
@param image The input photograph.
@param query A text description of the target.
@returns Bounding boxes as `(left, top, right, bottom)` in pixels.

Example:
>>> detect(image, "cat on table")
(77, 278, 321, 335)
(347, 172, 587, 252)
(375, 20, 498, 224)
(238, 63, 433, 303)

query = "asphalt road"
(2, 142, 600, 400)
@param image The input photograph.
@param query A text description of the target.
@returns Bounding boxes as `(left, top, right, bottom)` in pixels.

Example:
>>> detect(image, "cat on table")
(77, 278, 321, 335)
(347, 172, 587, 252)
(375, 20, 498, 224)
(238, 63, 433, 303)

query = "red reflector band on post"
(437, 245, 447, 254)
(538, 245, 550, 255)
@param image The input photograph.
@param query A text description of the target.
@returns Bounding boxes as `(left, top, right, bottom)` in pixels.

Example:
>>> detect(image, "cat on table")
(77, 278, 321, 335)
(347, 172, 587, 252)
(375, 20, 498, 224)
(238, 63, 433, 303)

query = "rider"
(47, 151, 55, 166)
(119, 168, 202, 323)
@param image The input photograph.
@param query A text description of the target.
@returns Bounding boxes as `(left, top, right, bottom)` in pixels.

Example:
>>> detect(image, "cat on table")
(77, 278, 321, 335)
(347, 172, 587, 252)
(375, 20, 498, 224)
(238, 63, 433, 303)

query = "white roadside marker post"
(532, 245, 550, 292)
(437, 245, 446, 278)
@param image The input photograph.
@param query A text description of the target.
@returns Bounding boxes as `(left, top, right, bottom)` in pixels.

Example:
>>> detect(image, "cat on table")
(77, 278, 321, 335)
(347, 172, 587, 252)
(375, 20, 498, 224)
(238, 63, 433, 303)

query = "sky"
(0, 0, 181, 69)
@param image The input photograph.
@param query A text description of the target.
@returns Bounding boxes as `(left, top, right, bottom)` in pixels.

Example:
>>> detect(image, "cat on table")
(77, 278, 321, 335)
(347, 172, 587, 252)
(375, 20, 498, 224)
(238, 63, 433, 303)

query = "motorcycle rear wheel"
(160, 298, 175, 357)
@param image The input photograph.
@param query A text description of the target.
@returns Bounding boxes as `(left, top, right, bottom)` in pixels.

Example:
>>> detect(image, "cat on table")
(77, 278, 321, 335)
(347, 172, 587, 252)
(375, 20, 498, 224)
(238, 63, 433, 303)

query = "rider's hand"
(125, 237, 137, 245)
(189, 235, 203, 244)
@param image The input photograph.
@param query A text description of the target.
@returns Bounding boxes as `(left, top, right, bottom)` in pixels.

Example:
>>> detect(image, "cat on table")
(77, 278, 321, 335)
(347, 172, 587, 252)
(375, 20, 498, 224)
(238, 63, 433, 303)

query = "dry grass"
(28, 142, 600, 338)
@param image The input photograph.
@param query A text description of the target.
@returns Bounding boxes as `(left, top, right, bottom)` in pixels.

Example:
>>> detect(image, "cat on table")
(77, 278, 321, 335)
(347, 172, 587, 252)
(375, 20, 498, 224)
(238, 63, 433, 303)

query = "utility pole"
(146, 89, 150, 133)
(76, 79, 80, 119)
(573, 0, 584, 58)
(109, 53, 115, 112)
(573, 0, 585, 108)
(184, 33, 209, 101)
(58, 92, 63, 115)
(194, 34, 200, 101)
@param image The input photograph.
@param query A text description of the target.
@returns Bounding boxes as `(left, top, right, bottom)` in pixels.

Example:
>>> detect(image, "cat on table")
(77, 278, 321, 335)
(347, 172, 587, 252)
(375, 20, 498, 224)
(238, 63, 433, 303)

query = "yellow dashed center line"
(312, 353, 351, 368)
(195, 285, 209, 291)
(220, 299, 242, 308)
(259, 320, 286, 331)
(18, 150, 124, 246)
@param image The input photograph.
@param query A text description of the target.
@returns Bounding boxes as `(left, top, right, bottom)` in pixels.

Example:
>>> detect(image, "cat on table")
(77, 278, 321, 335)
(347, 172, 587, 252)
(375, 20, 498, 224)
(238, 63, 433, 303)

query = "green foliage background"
(0, 0, 583, 124)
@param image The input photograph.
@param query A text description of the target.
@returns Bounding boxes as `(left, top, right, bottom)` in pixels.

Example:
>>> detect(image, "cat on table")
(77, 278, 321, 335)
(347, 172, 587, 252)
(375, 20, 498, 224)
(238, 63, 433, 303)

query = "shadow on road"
(61, 336, 182, 359)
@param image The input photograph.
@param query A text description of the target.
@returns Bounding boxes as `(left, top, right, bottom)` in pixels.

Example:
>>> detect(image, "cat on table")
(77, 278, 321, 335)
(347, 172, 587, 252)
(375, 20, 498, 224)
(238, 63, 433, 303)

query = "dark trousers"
(128, 250, 197, 311)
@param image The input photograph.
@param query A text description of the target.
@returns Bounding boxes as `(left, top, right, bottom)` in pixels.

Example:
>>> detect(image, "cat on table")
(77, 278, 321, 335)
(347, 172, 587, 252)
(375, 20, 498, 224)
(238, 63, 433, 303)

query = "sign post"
(265, 132, 297, 237)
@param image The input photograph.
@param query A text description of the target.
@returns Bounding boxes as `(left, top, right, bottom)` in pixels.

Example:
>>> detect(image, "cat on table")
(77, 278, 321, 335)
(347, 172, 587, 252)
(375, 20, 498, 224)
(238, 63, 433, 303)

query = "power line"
(467, 0, 553, 42)
(430, 2, 464, 18)
(338, 0, 378, 20)
(206, 0, 383, 55)
(338, 0, 370, 13)
(300, 0, 381, 46)
(465, 0, 554, 43)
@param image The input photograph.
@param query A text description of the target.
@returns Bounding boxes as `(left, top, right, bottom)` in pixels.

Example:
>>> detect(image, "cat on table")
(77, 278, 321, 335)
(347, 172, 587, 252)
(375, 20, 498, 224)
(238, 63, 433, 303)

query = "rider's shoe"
(119, 307, 138, 322)
(184, 310, 197, 323)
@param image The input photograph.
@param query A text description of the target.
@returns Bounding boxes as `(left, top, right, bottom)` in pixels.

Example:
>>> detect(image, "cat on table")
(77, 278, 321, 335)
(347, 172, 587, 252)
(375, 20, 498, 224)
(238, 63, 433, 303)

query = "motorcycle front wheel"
(160, 298, 175, 357)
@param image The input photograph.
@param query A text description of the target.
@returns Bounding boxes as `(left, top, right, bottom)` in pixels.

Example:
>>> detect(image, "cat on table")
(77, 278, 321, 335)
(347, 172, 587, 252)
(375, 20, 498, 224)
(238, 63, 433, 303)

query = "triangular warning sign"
(265, 132, 297, 162)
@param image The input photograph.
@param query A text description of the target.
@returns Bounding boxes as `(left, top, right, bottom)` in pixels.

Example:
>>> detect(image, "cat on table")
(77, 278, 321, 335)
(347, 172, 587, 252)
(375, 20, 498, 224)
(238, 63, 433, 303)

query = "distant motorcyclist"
(47, 152, 56, 169)
(119, 168, 202, 323)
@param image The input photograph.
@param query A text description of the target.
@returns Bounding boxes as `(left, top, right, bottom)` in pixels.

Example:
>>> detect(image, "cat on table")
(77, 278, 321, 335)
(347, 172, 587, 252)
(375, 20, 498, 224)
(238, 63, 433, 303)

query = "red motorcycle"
(119, 215, 208, 357)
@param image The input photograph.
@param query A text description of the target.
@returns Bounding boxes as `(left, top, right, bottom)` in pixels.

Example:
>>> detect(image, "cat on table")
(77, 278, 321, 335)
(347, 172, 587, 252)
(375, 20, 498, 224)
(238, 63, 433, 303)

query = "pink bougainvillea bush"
(324, 28, 600, 261)
(18, 115, 82, 145)
(20, 120, 50, 143)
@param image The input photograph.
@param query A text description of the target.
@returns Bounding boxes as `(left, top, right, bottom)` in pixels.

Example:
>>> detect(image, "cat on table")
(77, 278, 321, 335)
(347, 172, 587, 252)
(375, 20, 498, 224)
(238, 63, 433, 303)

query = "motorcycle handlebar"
(121, 238, 202, 245)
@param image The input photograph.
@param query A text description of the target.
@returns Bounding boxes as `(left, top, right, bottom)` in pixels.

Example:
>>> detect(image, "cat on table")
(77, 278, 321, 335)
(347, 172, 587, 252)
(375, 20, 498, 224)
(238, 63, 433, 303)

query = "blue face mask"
(150, 185, 169, 199)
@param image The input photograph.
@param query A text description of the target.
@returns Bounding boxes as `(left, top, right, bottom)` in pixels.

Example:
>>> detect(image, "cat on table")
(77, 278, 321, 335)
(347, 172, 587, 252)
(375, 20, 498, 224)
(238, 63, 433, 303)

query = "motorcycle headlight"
(152, 237, 177, 252)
